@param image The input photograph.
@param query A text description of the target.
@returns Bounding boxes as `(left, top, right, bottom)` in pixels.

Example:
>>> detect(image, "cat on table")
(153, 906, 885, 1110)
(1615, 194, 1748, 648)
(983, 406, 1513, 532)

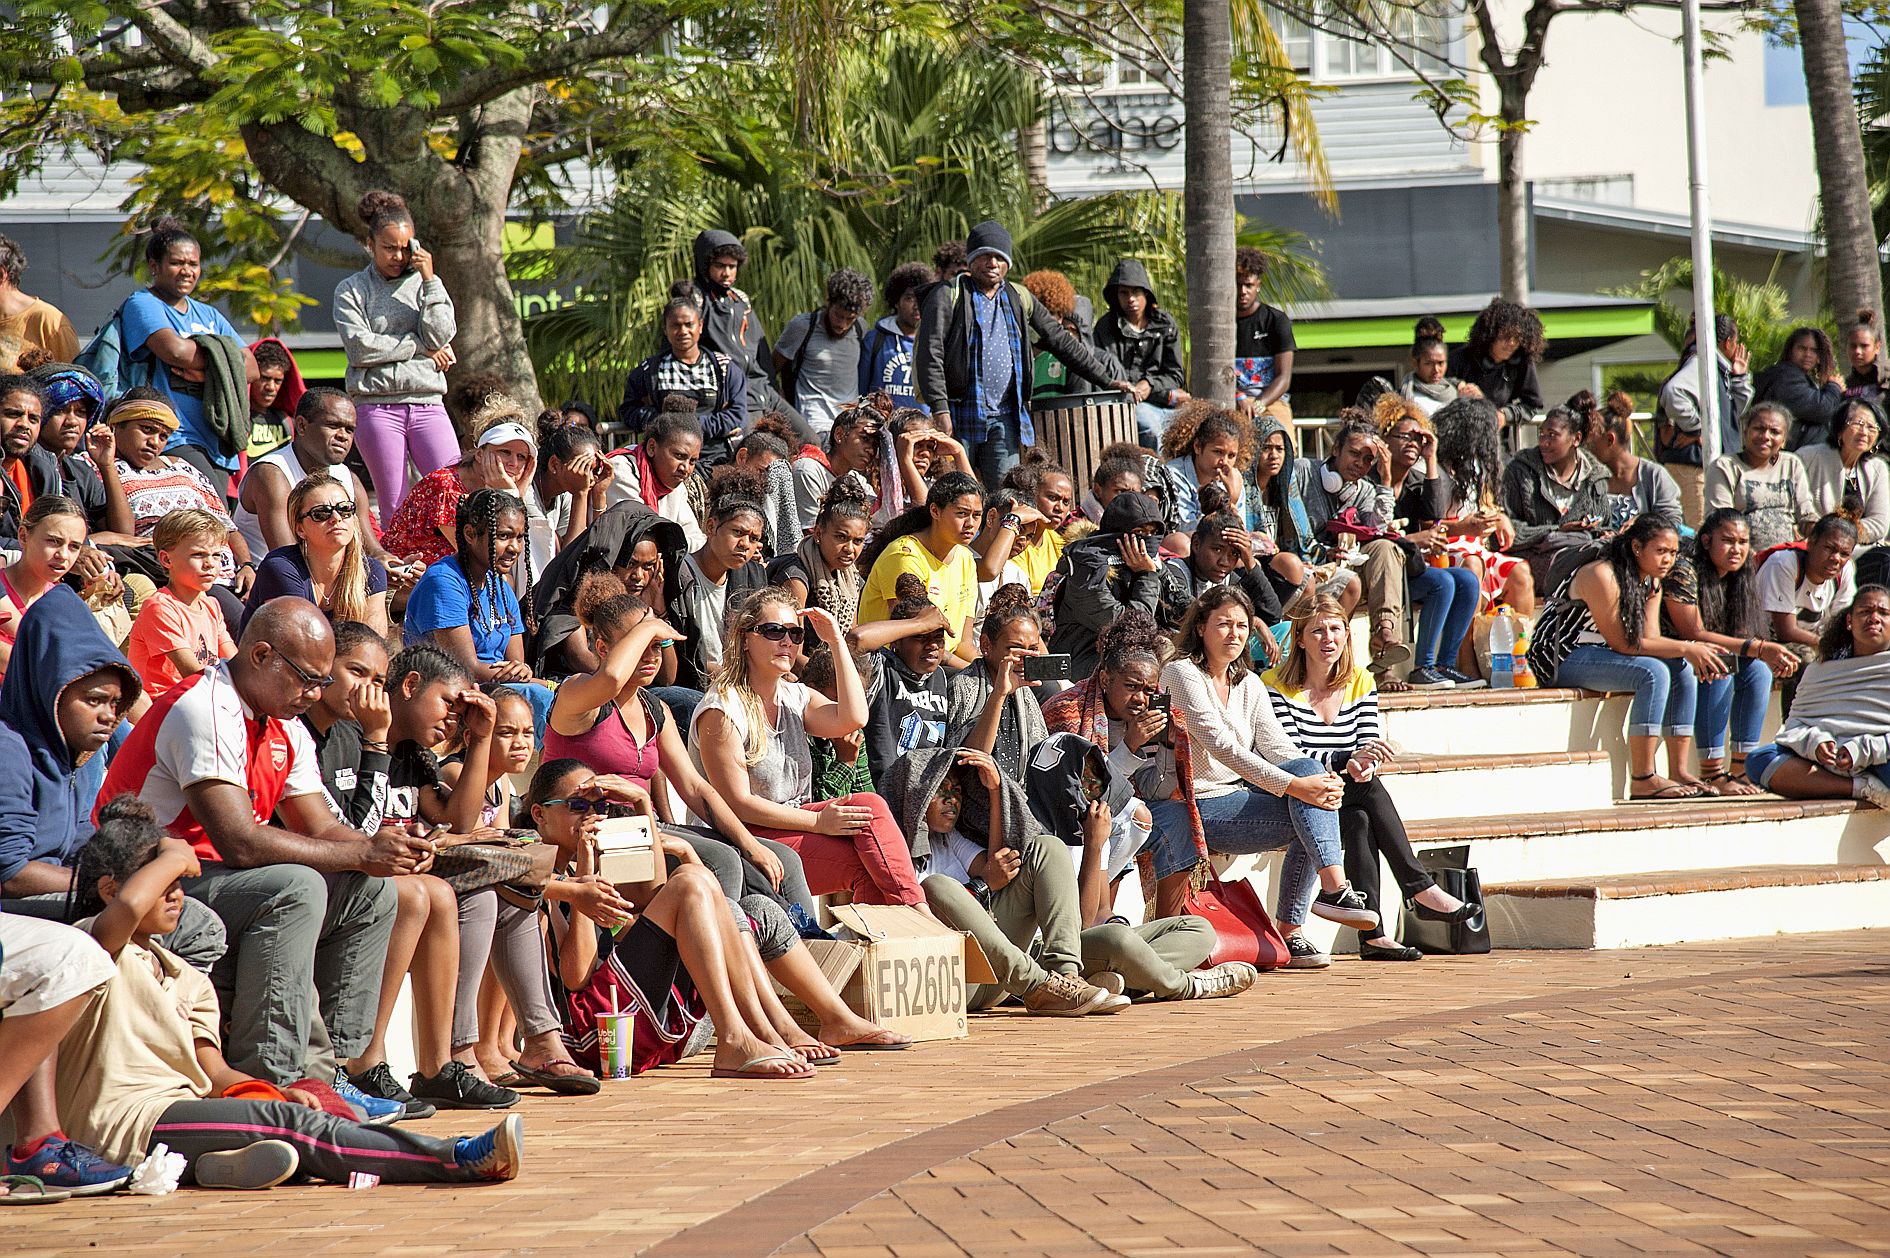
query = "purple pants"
(352, 400, 460, 513)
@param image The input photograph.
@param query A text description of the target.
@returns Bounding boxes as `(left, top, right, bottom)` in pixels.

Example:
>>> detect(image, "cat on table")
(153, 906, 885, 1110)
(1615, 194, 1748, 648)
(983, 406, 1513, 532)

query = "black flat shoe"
(1360, 941, 1423, 961)
(1408, 900, 1480, 924)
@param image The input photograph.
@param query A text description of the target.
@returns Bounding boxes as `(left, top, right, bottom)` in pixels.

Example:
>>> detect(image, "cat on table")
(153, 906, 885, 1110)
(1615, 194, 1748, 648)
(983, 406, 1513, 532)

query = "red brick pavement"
(11, 935, 1890, 1257)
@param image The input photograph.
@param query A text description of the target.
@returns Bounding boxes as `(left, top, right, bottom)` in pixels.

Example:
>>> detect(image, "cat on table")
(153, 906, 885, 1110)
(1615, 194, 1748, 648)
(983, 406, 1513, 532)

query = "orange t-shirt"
(127, 589, 237, 699)
(4, 459, 33, 515)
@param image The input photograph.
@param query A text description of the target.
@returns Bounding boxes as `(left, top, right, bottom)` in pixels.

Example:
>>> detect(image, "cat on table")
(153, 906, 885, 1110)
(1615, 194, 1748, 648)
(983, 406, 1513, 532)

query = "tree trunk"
(1496, 98, 1530, 303)
(1183, 0, 1237, 404)
(1798, 0, 1886, 334)
(1021, 116, 1051, 212)
(430, 205, 542, 415)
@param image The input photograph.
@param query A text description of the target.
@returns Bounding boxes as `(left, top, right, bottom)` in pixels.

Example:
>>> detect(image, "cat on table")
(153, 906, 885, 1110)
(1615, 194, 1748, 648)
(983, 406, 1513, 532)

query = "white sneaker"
(1856, 774, 1890, 810)
(1187, 961, 1259, 999)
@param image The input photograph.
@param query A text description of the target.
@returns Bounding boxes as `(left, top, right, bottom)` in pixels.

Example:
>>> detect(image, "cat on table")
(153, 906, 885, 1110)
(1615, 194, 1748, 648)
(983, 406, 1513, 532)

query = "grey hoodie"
(333, 265, 457, 403)
(879, 745, 1043, 868)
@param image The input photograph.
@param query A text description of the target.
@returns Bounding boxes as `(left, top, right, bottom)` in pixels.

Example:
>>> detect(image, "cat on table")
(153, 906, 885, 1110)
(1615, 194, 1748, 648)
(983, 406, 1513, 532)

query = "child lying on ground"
(56, 796, 524, 1189)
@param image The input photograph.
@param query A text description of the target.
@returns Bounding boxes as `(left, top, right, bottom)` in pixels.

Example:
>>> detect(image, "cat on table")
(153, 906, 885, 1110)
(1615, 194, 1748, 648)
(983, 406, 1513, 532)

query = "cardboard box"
(594, 815, 658, 885)
(780, 904, 996, 1042)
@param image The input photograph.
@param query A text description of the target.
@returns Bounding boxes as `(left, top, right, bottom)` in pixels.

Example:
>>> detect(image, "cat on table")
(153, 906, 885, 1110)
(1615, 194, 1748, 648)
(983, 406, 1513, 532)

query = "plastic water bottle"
(1489, 604, 1516, 689)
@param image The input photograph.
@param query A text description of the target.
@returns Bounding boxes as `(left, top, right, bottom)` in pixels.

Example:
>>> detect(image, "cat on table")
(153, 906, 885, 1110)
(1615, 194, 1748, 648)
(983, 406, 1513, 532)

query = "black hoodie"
(1023, 732, 1132, 848)
(526, 502, 689, 676)
(1094, 259, 1185, 407)
(676, 230, 812, 440)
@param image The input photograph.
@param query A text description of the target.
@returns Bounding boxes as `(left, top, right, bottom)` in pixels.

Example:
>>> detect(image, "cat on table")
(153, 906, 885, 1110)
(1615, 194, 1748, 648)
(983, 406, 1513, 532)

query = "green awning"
(1293, 303, 1656, 351)
(293, 349, 348, 381)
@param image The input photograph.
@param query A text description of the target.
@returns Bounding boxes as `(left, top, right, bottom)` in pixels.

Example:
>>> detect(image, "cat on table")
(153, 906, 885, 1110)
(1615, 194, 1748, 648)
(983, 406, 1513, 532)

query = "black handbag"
(1403, 844, 1491, 955)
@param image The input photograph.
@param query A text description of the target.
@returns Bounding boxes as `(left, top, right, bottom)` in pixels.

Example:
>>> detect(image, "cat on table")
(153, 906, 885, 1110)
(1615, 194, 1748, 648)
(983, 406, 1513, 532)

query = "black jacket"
(1094, 259, 1186, 407)
(673, 230, 812, 442)
(1753, 362, 1846, 451)
(0, 446, 67, 548)
(1157, 555, 1283, 633)
(1500, 447, 1611, 548)
(1046, 533, 1162, 680)
(526, 502, 689, 676)
(914, 275, 1119, 418)
(616, 349, 748, 462)
(1447, 347, 1542, 427)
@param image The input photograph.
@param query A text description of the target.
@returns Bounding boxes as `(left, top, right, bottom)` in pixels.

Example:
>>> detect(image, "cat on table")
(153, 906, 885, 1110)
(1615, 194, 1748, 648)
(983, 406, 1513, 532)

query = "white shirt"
(136, 666, 325, 831)
(604, 452, 708, 550)
(1757, 549, 1857, 625)
(927, 827, 988, 887)
(681, 553, 729, 670)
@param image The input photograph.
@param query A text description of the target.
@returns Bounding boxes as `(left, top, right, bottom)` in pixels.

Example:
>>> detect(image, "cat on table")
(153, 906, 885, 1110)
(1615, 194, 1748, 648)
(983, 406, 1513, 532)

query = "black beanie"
(965, 220, 1014, 267)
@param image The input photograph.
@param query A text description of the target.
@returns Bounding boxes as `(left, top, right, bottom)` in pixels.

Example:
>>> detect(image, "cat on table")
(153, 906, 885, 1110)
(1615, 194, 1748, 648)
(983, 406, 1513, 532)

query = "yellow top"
(1012, 527, 1066, 595)
(858, 534, 980, 651)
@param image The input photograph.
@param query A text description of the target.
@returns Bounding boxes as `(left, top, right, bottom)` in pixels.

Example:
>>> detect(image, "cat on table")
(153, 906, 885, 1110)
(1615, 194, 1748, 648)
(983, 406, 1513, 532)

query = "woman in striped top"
(1262, 596, 1473, 960)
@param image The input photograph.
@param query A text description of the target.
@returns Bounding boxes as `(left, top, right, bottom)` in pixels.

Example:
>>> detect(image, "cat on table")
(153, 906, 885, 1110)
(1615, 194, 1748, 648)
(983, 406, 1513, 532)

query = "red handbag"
(1185, 875, 1291, 970)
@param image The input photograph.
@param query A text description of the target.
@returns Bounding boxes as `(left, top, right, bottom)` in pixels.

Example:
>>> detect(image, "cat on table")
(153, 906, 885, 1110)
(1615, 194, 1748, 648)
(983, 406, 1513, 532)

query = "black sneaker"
(350, 1062, 438, 1120)
(1405, 665, 1454, 690)
(409, 1060, 520, 1111)
(1284, 933, 1331, 969)
(1437, 666, 1486, 690)
(1311, 883, 1380, 930)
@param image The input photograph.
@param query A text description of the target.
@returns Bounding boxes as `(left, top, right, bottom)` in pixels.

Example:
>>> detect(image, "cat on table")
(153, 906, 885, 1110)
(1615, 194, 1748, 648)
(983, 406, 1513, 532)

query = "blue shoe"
(453, 1113, 524, 1182)
(5, 1137, 131, 1196)
(333, 1069, 406, 1126)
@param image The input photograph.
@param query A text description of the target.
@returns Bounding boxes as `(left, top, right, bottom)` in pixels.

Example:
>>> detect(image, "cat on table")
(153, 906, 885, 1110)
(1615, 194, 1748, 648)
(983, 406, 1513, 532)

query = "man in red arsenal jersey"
(99, 598, 434, 1087)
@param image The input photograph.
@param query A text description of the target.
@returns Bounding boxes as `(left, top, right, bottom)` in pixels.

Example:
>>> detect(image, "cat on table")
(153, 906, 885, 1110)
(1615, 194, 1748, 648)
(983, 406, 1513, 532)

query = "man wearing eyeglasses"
(96, 598, 430, 1093)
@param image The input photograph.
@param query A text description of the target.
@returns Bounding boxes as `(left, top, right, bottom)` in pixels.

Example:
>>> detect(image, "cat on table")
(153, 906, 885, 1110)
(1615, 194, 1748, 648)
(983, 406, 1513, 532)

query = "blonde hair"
(707, 586, 800, 766)
(1372, 393, 1430, 436)
(288, 473, 371, 624)
(151, 508, 226, 552)
(1277, 594, 1355, 693)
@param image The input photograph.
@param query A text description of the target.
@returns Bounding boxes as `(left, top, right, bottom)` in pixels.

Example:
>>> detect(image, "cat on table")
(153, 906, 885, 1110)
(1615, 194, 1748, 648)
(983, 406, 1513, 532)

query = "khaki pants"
(1356, 538, 1409, 672)
(924, 830, 1084, 1009)
(1665, 462, 1706, 530)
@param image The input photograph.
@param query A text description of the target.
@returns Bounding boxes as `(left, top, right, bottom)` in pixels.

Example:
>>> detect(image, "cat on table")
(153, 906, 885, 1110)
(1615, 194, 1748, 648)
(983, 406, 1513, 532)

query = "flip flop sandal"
(0, 1175, 72, 1205)
(1702, 771, 1761, 796)
(507, 1059, 603, 1096)
(793, 1044, 841, 1065)
(1625, 773, 1706, 803)
(710, 1053, 815, 1081)
(828, 1030, 913, 1051)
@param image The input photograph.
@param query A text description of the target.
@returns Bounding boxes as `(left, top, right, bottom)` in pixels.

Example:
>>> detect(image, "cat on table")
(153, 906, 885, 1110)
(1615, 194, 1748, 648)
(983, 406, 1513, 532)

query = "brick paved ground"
(12, 933, 1890, 1257)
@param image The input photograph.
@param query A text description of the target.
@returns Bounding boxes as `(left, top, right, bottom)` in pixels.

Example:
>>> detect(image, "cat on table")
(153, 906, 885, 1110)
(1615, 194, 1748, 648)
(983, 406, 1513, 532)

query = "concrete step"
(1380, 750, 1615, 821)
(1405, 798, 1890, 885)
(1484, 863, 1890, 949)
(1379, 687, 1632, 760)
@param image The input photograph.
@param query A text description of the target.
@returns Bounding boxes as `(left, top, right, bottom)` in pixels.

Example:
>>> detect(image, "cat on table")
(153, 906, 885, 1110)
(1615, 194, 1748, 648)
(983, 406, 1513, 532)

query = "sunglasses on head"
(301, 501, 358, 524)
(750, 622, 805, 644)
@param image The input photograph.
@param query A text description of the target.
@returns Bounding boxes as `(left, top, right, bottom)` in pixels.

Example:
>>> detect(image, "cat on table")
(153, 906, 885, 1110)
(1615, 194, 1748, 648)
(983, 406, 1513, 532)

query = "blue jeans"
(1135, 401, 1179, 451)
(973, 412, 1020, 490)
(1695, 656, 1772, 760)
(1147, 757, 1342, 926)
(1746, 743, 1890, 790)
(1552, 645, 1697, 737)
(1409, 564, 1480, 670)
(500, 681, 556, 745)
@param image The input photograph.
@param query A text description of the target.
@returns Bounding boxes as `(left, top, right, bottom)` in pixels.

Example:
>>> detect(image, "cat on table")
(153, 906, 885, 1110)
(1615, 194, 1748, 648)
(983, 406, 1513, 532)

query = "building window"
(1266, 2, 1450, 83)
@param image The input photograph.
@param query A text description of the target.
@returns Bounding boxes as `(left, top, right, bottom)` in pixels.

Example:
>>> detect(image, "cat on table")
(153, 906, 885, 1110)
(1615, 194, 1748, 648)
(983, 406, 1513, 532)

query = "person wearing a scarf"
(768, 471, 870, 640)
(1040, 606, 1204, 920)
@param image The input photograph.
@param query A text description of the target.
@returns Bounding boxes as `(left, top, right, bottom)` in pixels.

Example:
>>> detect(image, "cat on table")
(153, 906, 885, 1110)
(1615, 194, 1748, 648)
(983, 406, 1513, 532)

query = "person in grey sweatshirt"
(333, 190, 459, 511)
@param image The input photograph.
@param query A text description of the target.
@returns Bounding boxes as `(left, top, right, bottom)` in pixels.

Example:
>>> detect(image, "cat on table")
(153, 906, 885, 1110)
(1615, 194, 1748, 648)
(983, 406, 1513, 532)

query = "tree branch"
(435, 14, 671, 114)
(124, 0, 219, 75)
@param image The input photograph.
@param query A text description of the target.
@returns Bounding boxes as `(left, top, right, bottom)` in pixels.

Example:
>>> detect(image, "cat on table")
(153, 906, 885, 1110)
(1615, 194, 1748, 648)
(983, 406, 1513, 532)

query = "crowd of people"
(0, 199, 1887, 1203)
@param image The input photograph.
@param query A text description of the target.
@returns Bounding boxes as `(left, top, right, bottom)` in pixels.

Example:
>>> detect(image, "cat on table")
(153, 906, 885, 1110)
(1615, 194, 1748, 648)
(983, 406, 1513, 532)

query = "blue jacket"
(0, 585, 141, 886)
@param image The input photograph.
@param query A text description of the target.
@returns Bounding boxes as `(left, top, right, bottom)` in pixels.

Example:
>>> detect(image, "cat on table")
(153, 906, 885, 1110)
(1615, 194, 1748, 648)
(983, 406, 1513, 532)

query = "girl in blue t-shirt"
(403, 488, 554, 737)
(118, 218, 257, 477)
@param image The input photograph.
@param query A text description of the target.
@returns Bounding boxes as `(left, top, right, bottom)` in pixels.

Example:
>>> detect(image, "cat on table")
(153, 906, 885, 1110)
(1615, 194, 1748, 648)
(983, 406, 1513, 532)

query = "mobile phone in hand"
(1021, 653, 1072, 683)
(1147, 691, 1173, 747)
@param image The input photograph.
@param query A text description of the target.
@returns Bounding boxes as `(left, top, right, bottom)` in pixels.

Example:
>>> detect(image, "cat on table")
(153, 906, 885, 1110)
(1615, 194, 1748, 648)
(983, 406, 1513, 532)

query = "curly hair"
(883, 262, 933, 310)
(1431, 396, 1504, 512)
(1021, 270, 1077, 322)
(1820, 584, 1890, 661)
(1159, 400, 1253, 466)
(1095, 606, 1169, 679)
(143, 216, 197, 267)
(1779, 326, 1837, 381)
(1463, 298, 1546, 365)
(1371, 392, 1428, 436)
(825, 267, 874, 314)
(1234, 246, 1268, 280)
(71, 796, 168, 917)
(979, 582, 1040, 650)
(1607, 514, 1681, 645)
(357, 190, 414, 238)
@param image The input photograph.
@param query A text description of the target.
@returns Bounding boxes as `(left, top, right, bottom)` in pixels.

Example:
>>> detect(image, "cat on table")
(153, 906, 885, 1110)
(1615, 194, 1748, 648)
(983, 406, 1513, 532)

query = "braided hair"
(455, 487, 526, 640)
(71, 795, 168, 917)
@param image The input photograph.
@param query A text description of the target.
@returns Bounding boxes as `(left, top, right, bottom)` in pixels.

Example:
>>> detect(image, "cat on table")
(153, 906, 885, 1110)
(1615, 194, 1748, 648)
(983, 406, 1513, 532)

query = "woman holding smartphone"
(334, 190, 458, 513)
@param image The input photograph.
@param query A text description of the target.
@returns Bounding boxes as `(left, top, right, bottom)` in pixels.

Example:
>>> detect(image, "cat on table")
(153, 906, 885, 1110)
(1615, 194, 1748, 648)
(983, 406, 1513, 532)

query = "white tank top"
(233, 445, 356, 559)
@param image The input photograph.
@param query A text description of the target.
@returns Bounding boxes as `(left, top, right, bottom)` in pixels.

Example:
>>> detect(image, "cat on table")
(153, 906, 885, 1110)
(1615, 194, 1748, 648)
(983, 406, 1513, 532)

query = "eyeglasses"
(541, 796, 605, 814)
(300, 501, 358, 524)
(1387, 431, 1425, 444)
(269, 645, 335, 692)
(750, 622, 806, 644)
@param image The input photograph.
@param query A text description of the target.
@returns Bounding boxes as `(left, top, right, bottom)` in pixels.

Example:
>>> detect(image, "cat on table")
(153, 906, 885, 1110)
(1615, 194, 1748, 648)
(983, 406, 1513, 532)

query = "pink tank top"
(545, 691, 663, 792)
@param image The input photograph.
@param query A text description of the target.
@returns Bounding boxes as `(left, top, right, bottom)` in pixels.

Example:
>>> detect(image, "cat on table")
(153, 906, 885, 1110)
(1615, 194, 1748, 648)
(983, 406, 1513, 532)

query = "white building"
(1044, 1, 1824, 409)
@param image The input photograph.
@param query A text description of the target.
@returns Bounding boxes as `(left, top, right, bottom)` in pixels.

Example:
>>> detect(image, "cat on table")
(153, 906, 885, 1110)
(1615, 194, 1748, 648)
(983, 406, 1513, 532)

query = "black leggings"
(1339, 775, 1435, 934)
(150, 1098, 482, 1185)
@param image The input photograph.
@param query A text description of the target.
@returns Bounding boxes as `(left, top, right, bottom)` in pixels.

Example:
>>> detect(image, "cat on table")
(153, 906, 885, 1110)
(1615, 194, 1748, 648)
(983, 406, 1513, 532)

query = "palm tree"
(524, 36, 1328, 409)
(1185, 0, 1238, 404)
(1799, 0, 1885, 339)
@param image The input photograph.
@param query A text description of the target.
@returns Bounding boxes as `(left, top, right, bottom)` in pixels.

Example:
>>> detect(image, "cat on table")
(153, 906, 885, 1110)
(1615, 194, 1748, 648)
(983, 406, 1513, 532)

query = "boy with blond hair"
(126, 509, 238, 698)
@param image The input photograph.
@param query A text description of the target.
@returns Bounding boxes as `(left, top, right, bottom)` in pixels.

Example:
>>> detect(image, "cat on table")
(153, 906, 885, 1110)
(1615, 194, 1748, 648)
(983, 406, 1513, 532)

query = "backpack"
(778, 310, 863, 409)
(75, 300, 153, 399)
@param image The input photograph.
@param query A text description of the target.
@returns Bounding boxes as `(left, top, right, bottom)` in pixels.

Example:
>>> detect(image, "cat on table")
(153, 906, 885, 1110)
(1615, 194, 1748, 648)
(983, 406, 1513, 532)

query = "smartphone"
(404, 238, 424, 274)
(1021, 653, 1072, 683)
(1147, 691, 1174, 748)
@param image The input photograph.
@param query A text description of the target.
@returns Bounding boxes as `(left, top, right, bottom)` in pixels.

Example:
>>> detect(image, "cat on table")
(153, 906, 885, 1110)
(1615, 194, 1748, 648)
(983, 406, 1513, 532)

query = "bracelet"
(361, 739, 389, 751)
(1741, 637, 1754, 659)
(997, 513, 1023, 533)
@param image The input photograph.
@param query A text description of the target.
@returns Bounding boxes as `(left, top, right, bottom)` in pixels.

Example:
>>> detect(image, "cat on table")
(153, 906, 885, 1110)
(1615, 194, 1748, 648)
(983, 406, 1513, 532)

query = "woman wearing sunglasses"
(690, 588, 929, 910)
(244, 472, 390, 637)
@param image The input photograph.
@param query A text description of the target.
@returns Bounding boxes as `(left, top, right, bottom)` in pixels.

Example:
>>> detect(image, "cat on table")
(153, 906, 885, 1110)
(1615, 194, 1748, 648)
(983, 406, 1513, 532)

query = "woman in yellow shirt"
(857, 471, 985, 665)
